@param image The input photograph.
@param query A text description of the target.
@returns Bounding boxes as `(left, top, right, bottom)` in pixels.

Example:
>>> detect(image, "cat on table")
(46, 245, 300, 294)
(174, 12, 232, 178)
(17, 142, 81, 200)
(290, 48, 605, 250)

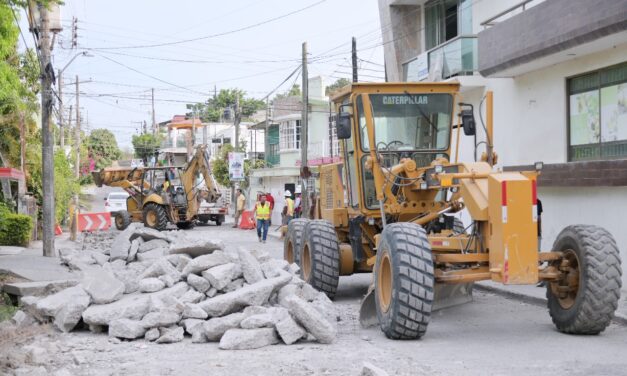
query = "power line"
(88, 0, 327, 50)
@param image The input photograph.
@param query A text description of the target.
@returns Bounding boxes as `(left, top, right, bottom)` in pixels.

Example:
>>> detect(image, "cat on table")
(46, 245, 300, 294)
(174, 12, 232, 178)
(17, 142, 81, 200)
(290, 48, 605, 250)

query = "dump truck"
(284, 82, 622, 339)
(93, 145, 225, 230)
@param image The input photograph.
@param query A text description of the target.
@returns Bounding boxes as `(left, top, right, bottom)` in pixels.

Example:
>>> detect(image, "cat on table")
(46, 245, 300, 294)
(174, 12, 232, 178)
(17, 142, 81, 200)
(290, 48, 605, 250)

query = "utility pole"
(265, 98, 269, 162)
(20, 113, 25, 172)
(231, 94, 241, 207)
(352, 37, 358, 83)
(70, 75, 80, 241)
(39, 4, 55, 257)
(58, 69, 64, 149)
(151, 88, 156, 135)
(300, 42, 309, 217)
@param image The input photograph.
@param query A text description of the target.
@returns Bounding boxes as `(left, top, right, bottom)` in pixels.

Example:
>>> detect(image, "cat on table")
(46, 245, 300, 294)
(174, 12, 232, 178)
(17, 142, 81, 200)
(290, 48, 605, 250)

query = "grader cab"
(284, 82, 621, 339)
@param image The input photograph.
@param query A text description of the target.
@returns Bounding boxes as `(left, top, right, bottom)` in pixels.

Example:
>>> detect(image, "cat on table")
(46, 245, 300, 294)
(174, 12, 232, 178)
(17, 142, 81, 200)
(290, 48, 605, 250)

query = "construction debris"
(14, 226, 338, 350)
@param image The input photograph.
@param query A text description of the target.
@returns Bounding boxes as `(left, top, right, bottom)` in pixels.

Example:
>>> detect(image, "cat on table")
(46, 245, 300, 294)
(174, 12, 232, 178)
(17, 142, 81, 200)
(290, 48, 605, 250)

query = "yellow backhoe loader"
(284, 82, 622, 339)
(92, 145, 224, 231)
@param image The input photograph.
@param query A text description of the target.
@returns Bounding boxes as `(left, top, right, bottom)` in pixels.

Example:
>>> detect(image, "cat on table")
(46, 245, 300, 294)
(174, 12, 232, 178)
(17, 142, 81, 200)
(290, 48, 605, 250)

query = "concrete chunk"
(275, 315, 307, 345)
(202, 263, 240, 290)
(108, 318, 147, 339)
(145, 327, 160, 341)
(139, 278, 166, 293)
(129, 227, 170, 242)
(141, 309, 181, 329)
(260, 259, 290, 279)
(361, 362, 389, 376)
(34, 285, 90, 318)
(181, 318, 204, 335)
(138, 258, 181, 282)
(137, 247, 168, 262)
(219, 328, 279, 350)
(282, 295, 336, 344)
(179, 289, 205, 304)
(2, 280, 79, 298)
(81, 267, 125, 304)
(127, 238, 142, 262)
(181, 251, 230, 277)
(138, 239, 170, 253)
(237, 247, 264, 284)
(203, 312, 247, 341)
(187, 274, 211, 293)
(183, 303, 209, 319)
(110, 226, 134, 261)
(169, 238, 224, 258)
(156, 326, 184, 344)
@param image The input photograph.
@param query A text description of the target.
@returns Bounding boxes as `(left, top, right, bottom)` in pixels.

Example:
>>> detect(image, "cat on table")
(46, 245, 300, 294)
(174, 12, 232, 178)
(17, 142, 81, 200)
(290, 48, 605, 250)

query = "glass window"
(361, 94, 452, 152)
(425, 0, 469, 50)
(279, 120, 301, 150)
(568, 63, 627, 161)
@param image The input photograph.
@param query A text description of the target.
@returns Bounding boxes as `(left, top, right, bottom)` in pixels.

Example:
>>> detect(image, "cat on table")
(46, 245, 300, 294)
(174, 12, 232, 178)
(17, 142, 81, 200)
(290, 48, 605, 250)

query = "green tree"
(87, 129, 121, 170)
(189, 88, 265, 123)
(132, 133, 161, 161)
(325, 78, 351, 96)
(273, 84, 301, 102)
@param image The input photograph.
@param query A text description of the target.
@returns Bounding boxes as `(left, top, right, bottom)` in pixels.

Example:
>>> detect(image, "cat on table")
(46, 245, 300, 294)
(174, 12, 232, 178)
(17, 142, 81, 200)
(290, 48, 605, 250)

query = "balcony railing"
(308, 140, 341, 165)
(161, 139, 187, 149)
(427, 35, 477, 80)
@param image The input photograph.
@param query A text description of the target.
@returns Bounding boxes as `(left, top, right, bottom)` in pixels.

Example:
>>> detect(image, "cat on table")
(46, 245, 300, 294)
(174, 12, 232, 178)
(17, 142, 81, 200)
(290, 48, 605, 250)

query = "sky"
(17, 0, 386, 148)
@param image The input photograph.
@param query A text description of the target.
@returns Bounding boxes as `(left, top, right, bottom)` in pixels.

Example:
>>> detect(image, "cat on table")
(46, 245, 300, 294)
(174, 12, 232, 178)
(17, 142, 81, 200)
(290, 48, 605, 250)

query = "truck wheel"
(215, 217, 223, 226)
(114, 210, 131, 231)
(176, 221, 195, 230)
(547, 225, 622, 334)
(300, 220, 340, 299)
(375, 222, 434, 339)
(284, 218, 310, 265)
(143, 203, 168, 231)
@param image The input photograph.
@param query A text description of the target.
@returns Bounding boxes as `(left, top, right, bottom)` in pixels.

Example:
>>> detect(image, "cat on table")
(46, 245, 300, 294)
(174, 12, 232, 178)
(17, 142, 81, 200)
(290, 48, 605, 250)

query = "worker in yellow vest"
(254, 194, 271, 243)
(283, 190, 295, 225)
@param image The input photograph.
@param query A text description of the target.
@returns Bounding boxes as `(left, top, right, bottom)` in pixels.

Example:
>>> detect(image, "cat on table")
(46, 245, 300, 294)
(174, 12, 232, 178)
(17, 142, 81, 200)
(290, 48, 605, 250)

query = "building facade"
(378, 0, 627, 285)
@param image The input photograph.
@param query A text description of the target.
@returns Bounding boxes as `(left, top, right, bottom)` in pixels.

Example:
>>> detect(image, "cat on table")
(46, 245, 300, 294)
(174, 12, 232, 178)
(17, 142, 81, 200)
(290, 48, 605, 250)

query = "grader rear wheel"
(143, 203, 168, 231)
(547, 225, 622, 334)
(300, 220, 340, 299)
(375, 222, 434, 339)
(284, 218, 310, 265)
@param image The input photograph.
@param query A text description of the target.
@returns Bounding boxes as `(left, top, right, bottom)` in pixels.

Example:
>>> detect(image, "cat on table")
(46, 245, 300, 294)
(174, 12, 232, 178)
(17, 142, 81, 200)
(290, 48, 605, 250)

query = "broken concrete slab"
(275, 315, 307, 345)
(137, 247, 168, 262)
(282, 295, 336, 344)
(169, 238, 224, 258)
(145, 327, 160, 341)
(108, 318, 147, 339)
(2, 279, 79, 298)
(81, 267, 125, 304)
(53, 292, 91, 332)
(127, 238, 142, 262)
(181, 318, 204, 335)
(138, 239, 170, 253)
(237, 248, 264, 284)
(182, 303, 209, 319)
(240, 313, 275, 329)
(201, 263, 240, 290)
(219, 328, 279, 350)
(138, 258, 181, 282)
(260, 259, 290, 279)
(10, 310, 36, 327)
(203, 312, 247, 341)
(109, 226, 134, 261)
(129, 227, 171, 242)
(361, 362, 389, 376)
(34, 285, 90, 318)
(141, 309, 181, 329)
(223, 278, 244, 293)
(159, 274, 176, 288)
(187, 273, 210, 293)
(139, 278, 166, 293)
(181, 251, 230, 277)
(156, 326, 184, 344)
(179, 289, 205, 304)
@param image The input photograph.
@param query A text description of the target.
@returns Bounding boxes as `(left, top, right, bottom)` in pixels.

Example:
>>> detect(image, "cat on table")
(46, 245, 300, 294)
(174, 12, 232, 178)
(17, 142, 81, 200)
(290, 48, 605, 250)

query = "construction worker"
(283, 190, 295, 225)
(233, 189, 245, 228)
(254, 194, 271, 243)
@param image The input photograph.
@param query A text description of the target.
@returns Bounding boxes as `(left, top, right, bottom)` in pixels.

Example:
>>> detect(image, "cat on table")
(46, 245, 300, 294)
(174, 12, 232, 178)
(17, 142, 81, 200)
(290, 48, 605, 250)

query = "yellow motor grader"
(92, 145, 223, 231)
(284, 82, 622, 339)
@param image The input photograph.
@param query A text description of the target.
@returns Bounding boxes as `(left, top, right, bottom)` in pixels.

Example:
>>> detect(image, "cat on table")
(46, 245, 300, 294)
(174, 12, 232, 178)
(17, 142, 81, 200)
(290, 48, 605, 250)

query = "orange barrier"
(78, 212, 112, 232)
(55, 224, 63, 235)
(239, 210, 256, 230)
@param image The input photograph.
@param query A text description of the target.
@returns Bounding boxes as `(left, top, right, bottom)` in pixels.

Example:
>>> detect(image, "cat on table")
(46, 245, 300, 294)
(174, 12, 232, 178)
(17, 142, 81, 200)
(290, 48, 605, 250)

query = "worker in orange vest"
(254, 194, 271, 243)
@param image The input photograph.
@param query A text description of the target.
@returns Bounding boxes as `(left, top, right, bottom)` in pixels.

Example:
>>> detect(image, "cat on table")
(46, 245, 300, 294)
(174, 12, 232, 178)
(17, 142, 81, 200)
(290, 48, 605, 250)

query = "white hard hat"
(284, 190, 292, 197)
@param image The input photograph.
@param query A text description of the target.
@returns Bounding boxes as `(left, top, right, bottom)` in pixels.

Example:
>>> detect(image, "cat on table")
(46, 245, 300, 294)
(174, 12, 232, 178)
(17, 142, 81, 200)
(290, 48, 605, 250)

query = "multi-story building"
(249, 77, 339, 224)
(378, 0, 627, 284)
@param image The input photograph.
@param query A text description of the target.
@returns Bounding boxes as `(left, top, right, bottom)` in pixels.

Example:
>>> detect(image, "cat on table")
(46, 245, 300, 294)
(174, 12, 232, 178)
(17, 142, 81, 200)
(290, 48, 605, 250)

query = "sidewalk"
(476, 281, 627, 325)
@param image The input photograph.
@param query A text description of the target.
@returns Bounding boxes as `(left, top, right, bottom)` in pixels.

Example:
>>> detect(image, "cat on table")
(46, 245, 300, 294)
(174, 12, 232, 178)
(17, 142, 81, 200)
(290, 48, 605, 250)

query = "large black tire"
(284, 218, 310, 265)
(176, 221, 195, 230)
(215, 216, 223, 226)
(114, 210, 131, 231)
(547, 225, 622, 334)
(375, 222, 434, 339)
(300, 220, 340, 299)
(142, 203, 168, 231)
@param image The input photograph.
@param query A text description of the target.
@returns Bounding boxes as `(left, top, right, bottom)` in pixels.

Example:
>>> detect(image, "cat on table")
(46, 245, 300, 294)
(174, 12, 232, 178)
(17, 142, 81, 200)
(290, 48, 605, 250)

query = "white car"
(105, 191, 129, 214)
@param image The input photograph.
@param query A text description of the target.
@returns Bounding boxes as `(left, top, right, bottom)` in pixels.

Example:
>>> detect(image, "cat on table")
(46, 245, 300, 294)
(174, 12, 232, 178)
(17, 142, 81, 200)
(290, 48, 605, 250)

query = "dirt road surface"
(5, 223, 627, 376)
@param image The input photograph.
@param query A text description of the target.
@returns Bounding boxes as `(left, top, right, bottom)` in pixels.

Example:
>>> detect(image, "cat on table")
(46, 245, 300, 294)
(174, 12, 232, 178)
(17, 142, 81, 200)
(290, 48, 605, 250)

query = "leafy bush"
(0, 203, 33, 246)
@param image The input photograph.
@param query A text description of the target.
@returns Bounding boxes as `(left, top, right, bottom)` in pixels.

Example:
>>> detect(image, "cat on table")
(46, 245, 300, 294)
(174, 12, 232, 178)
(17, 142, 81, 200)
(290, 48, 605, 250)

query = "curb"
(475, 283, 627, 327)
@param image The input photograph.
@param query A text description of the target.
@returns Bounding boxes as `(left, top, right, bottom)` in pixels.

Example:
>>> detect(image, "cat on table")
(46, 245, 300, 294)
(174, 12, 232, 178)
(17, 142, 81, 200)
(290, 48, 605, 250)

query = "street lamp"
(58, 51, 92, 149)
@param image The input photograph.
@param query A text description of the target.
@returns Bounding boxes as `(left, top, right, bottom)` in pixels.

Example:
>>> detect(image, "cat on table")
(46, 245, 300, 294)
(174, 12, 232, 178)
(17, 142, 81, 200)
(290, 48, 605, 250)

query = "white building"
(378, 0, 627, 285)
(248, 77, 339, 224)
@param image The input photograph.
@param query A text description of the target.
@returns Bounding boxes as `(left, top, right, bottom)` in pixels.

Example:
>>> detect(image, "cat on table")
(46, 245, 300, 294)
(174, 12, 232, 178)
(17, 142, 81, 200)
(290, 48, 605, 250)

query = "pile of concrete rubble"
(17, 225, 338, 349)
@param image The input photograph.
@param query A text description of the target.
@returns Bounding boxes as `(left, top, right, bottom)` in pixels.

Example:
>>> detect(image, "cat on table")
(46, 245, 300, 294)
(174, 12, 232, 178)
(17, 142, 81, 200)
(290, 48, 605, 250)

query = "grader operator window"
(361, 93, 453, 152)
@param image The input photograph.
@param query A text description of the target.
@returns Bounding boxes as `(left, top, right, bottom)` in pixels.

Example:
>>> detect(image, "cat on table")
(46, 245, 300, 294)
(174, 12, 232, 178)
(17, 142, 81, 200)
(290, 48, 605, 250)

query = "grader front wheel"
(547, 225, 622, 334)
(299, 220, 340, 299)
(375, 223, 434, 339)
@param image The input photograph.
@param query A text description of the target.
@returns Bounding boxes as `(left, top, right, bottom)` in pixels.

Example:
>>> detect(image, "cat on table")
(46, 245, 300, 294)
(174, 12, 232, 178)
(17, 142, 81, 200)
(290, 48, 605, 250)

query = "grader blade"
(359, 283, 473, 328)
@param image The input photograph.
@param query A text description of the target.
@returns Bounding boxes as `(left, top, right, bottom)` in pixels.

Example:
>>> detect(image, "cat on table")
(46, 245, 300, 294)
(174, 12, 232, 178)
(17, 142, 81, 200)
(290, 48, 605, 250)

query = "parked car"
(104, 191, 129, 214)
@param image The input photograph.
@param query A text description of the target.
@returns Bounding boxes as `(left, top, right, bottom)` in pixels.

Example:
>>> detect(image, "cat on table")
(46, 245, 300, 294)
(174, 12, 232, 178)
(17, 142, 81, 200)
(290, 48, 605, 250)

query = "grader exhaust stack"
(283, 82, 621, 339)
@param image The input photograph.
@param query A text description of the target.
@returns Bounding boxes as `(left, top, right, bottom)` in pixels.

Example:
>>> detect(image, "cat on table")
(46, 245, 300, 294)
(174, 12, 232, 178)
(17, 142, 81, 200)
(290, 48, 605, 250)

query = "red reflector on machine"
(501, 181, 507, 206)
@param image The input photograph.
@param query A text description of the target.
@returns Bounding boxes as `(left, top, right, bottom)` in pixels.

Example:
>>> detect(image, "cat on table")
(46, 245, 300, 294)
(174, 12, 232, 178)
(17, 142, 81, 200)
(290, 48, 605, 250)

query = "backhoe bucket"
(359, 283, 474, 328)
